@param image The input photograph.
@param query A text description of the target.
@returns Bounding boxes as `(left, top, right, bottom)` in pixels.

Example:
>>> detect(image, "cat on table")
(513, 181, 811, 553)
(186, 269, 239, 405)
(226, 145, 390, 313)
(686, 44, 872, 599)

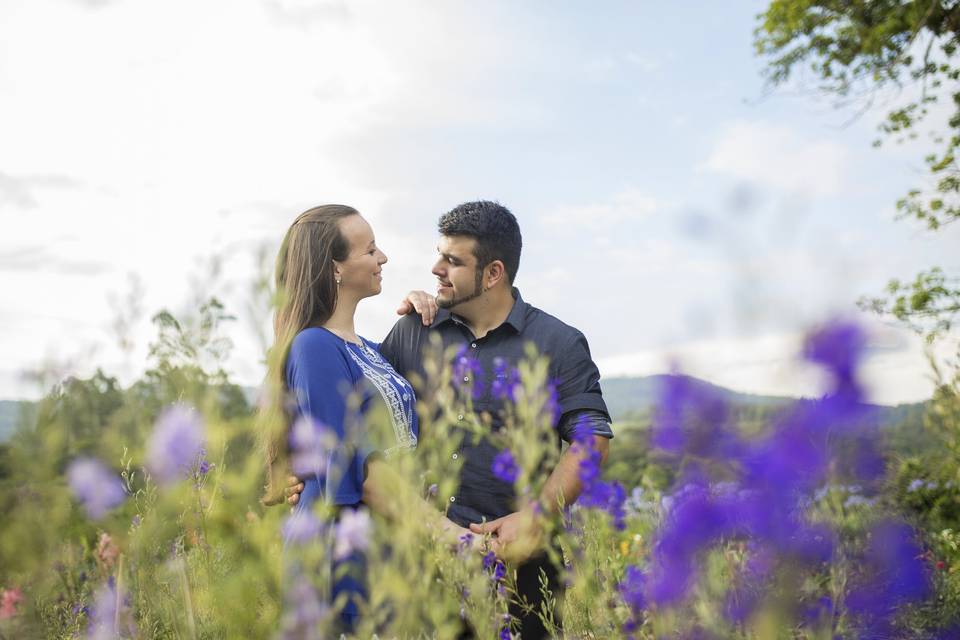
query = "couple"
(262, 201, 613, 639)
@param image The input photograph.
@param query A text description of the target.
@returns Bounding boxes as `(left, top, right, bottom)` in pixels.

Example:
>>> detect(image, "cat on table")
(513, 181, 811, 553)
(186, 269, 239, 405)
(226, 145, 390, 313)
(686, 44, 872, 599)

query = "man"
(284, 201, 613, 639)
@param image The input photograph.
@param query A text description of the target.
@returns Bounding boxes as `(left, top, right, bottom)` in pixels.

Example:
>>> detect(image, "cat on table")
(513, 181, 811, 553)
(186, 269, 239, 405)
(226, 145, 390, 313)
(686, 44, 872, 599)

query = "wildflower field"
(3, 1, 960, 638)
(0, 294, 959, 638)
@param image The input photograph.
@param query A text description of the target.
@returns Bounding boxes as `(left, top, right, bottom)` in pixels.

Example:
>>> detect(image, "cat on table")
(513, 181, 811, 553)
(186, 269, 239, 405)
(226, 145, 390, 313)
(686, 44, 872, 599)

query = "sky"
(1, 0, 957, 405)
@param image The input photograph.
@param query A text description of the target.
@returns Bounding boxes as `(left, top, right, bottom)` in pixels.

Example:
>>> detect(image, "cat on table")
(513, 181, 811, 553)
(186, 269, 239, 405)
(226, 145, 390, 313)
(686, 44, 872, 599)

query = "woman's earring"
(336, 276, 341, 286)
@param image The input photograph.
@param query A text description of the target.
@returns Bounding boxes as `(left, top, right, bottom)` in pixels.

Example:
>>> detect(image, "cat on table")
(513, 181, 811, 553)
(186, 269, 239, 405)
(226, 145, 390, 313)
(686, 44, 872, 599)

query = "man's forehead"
(437, 235, 476, 255)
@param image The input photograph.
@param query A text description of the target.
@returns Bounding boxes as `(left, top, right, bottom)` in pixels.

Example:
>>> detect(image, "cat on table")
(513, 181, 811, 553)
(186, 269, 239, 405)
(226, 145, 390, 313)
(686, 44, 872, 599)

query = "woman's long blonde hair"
(260, 204, 359, 502)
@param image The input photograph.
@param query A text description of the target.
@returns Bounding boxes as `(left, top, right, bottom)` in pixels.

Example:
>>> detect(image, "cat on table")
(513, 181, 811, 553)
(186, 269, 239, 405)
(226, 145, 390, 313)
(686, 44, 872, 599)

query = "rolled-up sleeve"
(553, 330, 611, 425)
(557, 408, 614, 443)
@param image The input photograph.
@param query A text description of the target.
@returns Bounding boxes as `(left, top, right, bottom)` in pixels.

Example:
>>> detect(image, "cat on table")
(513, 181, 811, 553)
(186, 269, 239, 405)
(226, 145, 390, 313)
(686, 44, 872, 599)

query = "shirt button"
(452, 453, 459, 460)
(457, 414, 464, 421)
(463, 376, 470, 382)
(449, 496, 456, 503)
(471, 343, 477, 348)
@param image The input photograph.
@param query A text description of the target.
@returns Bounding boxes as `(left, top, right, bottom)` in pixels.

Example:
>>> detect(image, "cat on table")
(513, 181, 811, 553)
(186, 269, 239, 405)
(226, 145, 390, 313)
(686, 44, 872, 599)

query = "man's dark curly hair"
(437, 200, 522, 284)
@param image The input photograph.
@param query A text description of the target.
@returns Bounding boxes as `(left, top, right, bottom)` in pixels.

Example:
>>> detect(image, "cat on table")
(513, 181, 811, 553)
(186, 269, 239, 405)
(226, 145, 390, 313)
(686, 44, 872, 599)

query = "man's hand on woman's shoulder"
(262, 475, 305, 507)
(396, 290, 438, 326)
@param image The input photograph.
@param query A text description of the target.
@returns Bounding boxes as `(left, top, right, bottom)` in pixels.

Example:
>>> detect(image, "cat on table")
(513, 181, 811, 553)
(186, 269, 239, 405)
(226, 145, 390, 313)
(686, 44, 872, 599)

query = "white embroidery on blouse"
(345, 341, 418, 456)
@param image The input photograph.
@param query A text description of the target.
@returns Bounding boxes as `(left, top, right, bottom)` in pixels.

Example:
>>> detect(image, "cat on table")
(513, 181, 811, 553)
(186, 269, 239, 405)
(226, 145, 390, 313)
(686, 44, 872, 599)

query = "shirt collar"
(430, 287, 528, 333)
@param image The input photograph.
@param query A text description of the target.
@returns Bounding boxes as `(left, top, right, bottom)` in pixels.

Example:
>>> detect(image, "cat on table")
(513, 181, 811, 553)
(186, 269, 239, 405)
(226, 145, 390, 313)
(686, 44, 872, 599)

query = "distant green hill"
(0, 376, 928, 443)
(601, 374, 789, 421)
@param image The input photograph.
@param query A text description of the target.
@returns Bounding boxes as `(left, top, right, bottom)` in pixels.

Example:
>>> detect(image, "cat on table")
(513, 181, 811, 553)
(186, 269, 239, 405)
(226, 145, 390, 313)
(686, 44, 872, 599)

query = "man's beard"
(437, 269, 484, 310)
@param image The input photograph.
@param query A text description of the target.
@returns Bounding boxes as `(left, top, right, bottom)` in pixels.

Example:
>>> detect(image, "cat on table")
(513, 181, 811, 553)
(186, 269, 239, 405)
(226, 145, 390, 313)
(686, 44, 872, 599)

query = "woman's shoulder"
(289, 327, 350, 362)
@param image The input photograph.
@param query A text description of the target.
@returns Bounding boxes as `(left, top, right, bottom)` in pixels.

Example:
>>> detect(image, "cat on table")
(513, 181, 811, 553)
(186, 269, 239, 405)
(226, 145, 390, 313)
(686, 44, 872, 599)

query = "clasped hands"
(468, 504, 544, 564)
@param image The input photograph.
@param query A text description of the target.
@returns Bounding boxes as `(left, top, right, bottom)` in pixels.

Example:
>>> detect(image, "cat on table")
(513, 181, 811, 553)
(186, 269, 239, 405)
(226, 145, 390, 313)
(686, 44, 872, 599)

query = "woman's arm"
(363, 458, 471, 544)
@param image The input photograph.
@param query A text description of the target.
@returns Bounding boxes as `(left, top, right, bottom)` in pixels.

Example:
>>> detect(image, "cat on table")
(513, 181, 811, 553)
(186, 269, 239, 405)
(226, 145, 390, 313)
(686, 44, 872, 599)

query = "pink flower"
(0, 586, 23, 619)
(95, 532, 119, 569)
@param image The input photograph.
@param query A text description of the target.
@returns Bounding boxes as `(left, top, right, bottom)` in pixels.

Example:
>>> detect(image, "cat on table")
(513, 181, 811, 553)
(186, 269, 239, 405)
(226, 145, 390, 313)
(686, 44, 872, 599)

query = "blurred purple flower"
(282, 510, 323, 545)
(452, 346, 485, 398)
(493, 560, 507, 582)
(457, 533, 474, 554)
(492, 449, 519, 484)
(333, 509, 371, 560)
(846, 520, 931, 636)
(650, 374, 739, 461)
(196, 449, 212, 476)
(146, 404, 205, 486)
(288, 415, 334, 478)
(67, 457, 126, 520)
(482, 551, 496, 572)
(491, 357, 520, 401)
(86, 581, 135, 640)
(800, 596, 833, 627)
(723, 545, 774, 625)
(279, 574, 329, 640)
(803, 320, 865, 388)
(619, 565, 646, 614)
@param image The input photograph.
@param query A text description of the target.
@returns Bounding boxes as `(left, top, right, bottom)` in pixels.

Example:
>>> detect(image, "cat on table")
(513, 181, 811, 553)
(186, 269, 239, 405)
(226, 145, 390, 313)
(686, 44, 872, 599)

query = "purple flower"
(452, 346, 485, 398)
(288, 415, 334, 478)
(650, 374, 737, 460)
(333, 508, 371, 559)
(803, 320, 865, 388)
(499, 625, 513, 640)
(492, 449, 519, 484)
(846, 520, 931, 636)
(482, 551, 496, 571)
(196, 449, 212, 476)
(146, 404, 205, 486)
(493, 560, 507, 582)
(67, 457, 126, 520)
(491, 358, 520, 401)
(282, 510, 323, 545)
(619, 565, 647, 614)
(573, 430, 626, 528)
(457, 533, 474, 553)
(279, 574, 329, 639)
(86, 581, 135, 640)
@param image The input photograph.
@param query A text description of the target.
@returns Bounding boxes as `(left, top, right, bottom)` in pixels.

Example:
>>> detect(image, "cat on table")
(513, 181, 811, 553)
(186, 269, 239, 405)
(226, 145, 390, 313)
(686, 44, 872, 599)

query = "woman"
(260, 204, 463, 632)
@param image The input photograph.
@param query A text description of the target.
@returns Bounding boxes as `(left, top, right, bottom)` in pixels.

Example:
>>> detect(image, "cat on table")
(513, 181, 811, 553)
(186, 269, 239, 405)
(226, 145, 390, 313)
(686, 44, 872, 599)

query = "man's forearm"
(537, 435, 609, 514)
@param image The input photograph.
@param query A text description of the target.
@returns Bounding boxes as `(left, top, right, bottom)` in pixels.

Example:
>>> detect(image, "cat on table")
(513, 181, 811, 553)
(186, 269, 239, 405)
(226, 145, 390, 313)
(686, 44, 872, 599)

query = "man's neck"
(454, 286, 515, 339)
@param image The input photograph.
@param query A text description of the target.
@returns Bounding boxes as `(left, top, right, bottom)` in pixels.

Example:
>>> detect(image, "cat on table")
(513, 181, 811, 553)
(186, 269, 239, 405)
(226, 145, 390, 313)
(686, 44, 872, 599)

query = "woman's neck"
(323, 294, 361, 343)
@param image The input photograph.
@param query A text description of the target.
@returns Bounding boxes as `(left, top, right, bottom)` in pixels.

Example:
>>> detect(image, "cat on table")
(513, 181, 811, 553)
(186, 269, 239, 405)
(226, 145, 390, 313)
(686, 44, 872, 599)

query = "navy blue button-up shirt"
(379, 288, 613, 526)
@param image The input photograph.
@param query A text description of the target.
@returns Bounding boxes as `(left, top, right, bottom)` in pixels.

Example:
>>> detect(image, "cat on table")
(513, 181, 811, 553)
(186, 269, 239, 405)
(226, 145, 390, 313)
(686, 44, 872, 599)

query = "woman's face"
(333, 214, 388, 300)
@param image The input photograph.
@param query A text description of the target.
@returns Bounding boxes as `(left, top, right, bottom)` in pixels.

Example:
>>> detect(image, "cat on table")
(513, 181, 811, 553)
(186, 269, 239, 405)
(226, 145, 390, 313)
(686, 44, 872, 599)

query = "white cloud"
(703, 120, 850, 197)
(541, 189, 660, 227)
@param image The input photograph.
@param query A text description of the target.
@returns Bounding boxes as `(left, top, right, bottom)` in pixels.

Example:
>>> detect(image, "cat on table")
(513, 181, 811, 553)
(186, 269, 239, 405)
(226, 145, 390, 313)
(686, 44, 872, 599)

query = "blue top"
(285, 327, 419, 511)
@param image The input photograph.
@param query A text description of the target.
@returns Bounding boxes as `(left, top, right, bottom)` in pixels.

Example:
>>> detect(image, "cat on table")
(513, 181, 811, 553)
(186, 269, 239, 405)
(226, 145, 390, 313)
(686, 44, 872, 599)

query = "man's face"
(432, 235, 485, 310)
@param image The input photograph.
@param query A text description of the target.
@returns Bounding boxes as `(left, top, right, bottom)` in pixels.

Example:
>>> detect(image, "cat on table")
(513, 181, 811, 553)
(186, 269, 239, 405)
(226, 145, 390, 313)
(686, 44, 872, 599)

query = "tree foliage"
(755, 0, 960, 337)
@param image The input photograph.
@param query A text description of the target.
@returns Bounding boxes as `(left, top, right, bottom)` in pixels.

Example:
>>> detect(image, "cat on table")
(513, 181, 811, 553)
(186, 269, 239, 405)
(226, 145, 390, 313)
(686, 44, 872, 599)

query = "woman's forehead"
(340, 214, 374, 246)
